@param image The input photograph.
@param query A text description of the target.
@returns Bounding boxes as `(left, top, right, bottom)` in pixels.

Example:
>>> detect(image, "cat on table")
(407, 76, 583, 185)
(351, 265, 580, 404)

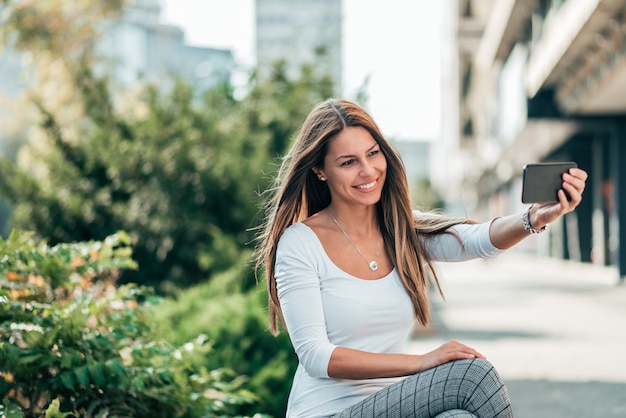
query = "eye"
(340, 159, 355, 167)
(368, 149, 380, 157)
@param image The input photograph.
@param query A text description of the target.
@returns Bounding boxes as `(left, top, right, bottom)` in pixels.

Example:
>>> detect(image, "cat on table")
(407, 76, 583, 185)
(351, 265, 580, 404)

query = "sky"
(160, 0, 445, 141)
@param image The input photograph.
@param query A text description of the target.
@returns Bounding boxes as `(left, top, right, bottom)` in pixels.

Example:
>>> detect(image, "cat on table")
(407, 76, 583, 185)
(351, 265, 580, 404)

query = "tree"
(0, 1, 335, 290)
(0, 2, 338, 416)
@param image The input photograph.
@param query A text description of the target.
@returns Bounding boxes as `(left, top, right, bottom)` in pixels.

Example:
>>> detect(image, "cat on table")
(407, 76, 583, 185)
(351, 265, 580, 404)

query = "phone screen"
(521, 162, 577, 204)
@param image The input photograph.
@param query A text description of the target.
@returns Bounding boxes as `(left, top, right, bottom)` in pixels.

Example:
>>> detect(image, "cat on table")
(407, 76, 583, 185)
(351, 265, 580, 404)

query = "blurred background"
(3, 0, 624, 276)
(1, 0, 625, 417)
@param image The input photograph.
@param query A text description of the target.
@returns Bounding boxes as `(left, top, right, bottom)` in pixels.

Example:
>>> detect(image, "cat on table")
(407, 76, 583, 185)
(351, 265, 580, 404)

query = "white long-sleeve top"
(274, 217, 503, 417)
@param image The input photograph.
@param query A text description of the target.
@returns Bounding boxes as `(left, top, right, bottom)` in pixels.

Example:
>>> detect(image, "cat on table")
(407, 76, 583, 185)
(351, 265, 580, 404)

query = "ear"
(312, 167, 326, 181)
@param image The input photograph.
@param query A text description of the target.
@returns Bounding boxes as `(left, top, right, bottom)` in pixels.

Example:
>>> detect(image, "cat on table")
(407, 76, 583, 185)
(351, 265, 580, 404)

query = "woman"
(254, 99, 587, 417)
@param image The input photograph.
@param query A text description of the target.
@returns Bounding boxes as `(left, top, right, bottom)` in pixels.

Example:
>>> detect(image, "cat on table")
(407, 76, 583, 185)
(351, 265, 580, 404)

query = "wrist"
(411, 354, 427, 373)
(523, 206, 548, 234)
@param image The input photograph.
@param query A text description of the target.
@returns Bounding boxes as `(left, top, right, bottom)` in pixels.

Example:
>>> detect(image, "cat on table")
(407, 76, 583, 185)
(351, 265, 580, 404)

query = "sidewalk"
(409, 252, 626, 418)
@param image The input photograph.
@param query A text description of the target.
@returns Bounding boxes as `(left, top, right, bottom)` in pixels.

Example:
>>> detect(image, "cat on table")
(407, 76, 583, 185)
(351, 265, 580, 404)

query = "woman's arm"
(327, 341, 485, 379)
(275, 226, 337, 378)
(489, 167, 587, 250)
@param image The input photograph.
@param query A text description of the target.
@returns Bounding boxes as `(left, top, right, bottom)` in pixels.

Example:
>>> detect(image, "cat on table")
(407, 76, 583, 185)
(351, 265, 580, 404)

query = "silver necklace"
(329, 209, 380, 271)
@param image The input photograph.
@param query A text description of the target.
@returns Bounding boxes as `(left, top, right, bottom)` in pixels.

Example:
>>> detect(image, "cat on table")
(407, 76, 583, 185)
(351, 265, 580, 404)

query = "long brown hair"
(253, 98, 469, 335)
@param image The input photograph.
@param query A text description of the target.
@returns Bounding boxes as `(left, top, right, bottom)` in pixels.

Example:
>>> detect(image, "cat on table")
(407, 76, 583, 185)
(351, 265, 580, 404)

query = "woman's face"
(317, 126, 387, 208)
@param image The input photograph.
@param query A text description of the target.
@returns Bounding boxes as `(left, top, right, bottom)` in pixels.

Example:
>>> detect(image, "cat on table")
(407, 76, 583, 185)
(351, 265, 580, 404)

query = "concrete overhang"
(474, 0, 537, 71)
(557, 44, 626, 113)
(525, 0, 626, 113)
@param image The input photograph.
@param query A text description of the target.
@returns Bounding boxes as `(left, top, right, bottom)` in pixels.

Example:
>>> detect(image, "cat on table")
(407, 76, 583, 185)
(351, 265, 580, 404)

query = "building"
(0, 0, 235, 108)
(98, 0, 234, 91)
(433, 0, 626, 277)
(255, 0, 343, 91)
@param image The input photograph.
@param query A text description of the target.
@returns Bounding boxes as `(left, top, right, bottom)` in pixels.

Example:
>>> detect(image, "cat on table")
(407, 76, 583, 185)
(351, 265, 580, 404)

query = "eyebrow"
(334, 142, 379, 162)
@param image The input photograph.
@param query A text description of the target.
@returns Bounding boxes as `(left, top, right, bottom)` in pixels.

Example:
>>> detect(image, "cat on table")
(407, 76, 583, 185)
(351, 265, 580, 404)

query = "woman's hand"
(418, 340, 486, 372)
(531, 167, 588, 228)
(490, 167, 588, 249)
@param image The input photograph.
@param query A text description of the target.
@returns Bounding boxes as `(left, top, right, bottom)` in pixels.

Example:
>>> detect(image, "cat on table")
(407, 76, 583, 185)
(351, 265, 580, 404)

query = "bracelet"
(522, 206, 548, 234)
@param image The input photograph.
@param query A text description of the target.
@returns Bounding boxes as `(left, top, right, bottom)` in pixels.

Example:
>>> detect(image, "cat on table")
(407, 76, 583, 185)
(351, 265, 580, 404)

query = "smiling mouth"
(355, 180, 377, 190)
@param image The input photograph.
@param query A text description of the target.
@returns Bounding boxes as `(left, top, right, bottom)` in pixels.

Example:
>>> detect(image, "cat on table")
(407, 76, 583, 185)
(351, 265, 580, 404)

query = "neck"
(328, 205, 378, 237)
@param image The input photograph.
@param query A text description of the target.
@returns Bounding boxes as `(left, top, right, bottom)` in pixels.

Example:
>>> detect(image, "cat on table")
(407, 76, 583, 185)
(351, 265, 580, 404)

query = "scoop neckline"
(294, 222, 396, 282)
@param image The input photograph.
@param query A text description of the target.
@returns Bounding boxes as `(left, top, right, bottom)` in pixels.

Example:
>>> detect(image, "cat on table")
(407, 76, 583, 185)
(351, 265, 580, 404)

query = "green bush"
(151, 255, 297, 417)
(0, 231, 261, 417)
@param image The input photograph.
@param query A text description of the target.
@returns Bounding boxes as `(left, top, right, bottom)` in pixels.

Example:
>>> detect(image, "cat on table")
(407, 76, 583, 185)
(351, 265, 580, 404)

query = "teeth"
(356, 180, 376, 189)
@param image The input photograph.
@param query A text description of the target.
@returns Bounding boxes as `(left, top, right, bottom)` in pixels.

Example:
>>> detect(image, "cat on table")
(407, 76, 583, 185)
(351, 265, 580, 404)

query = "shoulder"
(279, 222, 313, 245)
(278, 222, 321, 256)
(276, 223, 324, 271)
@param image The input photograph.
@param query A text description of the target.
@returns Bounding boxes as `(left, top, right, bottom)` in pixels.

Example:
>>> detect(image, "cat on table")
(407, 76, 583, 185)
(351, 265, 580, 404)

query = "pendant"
(369, 261, 378, 271)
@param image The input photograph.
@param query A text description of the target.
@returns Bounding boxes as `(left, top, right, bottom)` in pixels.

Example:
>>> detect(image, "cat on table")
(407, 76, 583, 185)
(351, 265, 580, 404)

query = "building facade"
(434, 0, 626, 277)
(255, 0, 343, 91)
(98, 0, 234, 91)
(0, 0, 234, 105)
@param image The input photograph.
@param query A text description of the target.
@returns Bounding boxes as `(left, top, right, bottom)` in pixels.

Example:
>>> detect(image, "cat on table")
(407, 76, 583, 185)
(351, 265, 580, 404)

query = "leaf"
(18, 353, 43, 365)
(87, 363, 106, 387)
(44, 398, 75, 418)
(105, 358, 127, 377)
(60, 371, 76, 390)
(130, 376, 145, 392)
(23, 329, 44, 346)
(75, 366, 90, 388)
(4, 401, 25, 418)
(60, 352, 77, 369)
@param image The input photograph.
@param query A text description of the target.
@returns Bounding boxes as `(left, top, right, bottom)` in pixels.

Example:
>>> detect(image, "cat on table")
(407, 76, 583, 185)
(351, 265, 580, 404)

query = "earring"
(320, 176, 326, 181)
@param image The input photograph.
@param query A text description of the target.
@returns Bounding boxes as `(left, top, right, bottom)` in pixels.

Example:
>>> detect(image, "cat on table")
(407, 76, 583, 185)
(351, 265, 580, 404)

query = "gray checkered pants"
(333, 359, 513, 418)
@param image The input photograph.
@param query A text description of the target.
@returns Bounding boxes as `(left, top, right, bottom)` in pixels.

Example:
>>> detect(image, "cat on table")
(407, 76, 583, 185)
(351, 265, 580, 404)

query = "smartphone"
(521, 162, 577, 203)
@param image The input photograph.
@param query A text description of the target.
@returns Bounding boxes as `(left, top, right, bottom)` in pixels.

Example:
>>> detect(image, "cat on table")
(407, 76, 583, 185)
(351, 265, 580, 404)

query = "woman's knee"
(448, 358, 502, 389)
(447, 358, 512, 417)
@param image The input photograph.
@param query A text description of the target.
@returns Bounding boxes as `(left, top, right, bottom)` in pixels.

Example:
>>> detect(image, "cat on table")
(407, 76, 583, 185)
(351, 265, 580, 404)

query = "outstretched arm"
(489, 167, 588, 250)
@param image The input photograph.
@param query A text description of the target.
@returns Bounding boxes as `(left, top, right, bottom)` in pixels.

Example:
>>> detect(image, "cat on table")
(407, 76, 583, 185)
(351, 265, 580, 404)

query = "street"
(410, 252, 626, 418)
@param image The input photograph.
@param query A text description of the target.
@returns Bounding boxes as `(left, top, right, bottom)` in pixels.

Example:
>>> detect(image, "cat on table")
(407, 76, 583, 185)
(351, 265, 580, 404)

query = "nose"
(360, 160, 375, 177)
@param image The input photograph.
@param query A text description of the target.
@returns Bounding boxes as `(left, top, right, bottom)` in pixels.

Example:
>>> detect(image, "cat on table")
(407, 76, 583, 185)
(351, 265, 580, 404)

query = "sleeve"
(423, 219, 505, 262)
(275, 225, 337, 378)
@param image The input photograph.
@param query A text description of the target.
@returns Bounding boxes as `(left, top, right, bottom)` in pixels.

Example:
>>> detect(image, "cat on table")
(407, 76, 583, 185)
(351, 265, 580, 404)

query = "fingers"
(563, 169, 587, 193)
(439, 340, 486, 361)
(568, 167, 588, 182)
(419, 340, 486, 372)
(559, 168, 587, 210)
